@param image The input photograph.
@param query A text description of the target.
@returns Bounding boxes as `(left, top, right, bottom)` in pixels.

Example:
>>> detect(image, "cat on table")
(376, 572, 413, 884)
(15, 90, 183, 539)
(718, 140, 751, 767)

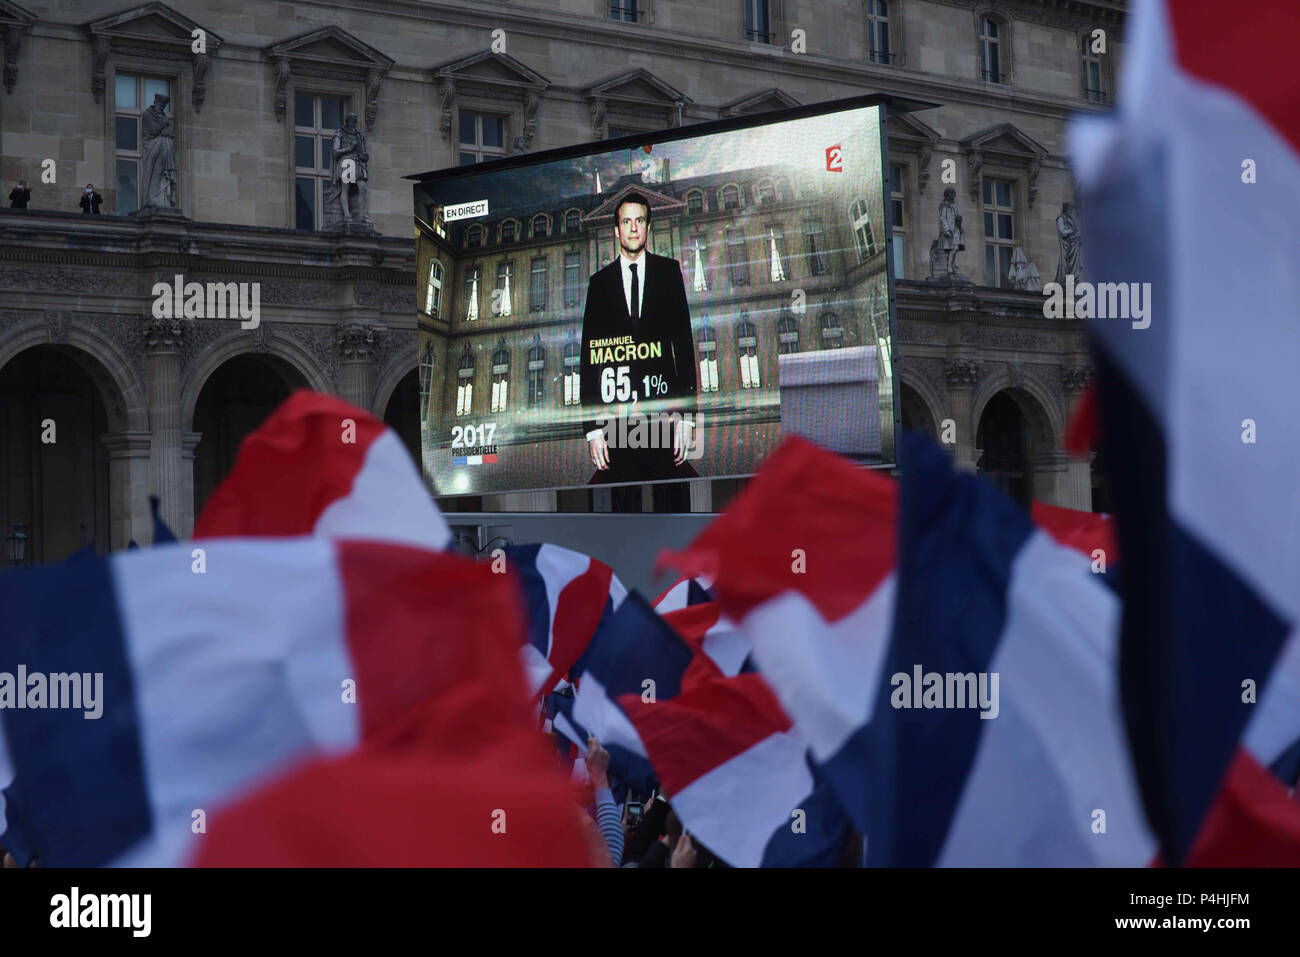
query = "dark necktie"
(629, 262, 640, 332)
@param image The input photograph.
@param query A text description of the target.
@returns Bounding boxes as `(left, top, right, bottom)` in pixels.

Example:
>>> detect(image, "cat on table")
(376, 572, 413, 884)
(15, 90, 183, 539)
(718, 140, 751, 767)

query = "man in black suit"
(578, 192, 698, 486)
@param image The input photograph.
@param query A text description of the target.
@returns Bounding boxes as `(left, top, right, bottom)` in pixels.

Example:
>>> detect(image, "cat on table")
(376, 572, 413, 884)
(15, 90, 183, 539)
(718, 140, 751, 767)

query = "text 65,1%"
(599, 365, 668, 403)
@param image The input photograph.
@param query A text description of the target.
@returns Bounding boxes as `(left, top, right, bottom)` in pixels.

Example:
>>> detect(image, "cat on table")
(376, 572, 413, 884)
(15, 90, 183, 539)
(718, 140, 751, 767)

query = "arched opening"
(976, 390, 1030, 509)
(383, 368, 420, 467)
(192, 354, 307, 518)
(899, 382, 937, 439)
(0, 345, 112, 563)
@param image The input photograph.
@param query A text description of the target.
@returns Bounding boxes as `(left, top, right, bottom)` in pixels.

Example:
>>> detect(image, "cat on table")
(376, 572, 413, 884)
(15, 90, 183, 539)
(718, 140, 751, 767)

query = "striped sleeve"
(593, 788, 624, 866)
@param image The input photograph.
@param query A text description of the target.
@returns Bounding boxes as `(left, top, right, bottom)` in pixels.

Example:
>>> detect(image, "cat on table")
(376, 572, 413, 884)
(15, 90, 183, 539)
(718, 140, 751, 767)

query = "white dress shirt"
(618, 250, 647, 319)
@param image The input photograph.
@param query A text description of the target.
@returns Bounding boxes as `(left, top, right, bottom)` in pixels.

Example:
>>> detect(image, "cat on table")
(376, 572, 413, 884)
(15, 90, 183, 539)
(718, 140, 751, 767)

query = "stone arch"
(898, 368, 943, 439)
(372, 354, 415, 419)
(180, 331, 332, 432)
(971, 370, 1062, 453)
(0, 317, 148, 434)
(973, 377, 1063, 510)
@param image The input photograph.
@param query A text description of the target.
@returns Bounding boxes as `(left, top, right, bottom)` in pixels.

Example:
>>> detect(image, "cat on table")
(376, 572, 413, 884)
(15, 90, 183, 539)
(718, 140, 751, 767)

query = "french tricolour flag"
(0, 540, 521, 867)
(863, 434, 1153, 866)
(194, 389, 450, 550)
(507, 543, 626, 698)
(660, 437, 896, 844)
(1071, 0, 1300, 864)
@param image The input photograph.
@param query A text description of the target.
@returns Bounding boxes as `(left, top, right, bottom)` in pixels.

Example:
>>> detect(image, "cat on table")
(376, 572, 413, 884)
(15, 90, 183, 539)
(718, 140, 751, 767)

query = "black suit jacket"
(578, 252, 697, 438)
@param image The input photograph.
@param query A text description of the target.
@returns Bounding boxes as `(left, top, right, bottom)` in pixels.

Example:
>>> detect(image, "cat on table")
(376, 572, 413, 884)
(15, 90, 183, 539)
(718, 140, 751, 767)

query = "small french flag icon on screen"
(453, 454, 498, 466)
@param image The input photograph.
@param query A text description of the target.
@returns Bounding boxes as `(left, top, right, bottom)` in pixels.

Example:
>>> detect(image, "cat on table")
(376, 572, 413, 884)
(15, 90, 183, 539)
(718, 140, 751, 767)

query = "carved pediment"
(86, 2, 223, 111)
(589, 69, 688, 108)
(585, 183, 684, 225)
(888, 112, 940, 147)
(432, 50, 550, 149)
(268, 26, 395, 130)
(719, 88, 800, 117)
(961, 123, 1049, 206)
(0, 0, 36, 95)
(432, 49, 549, 93)
(269, 26, 394, 72)
(962, 123, 1048, 160)
(587, 69, 689, 139)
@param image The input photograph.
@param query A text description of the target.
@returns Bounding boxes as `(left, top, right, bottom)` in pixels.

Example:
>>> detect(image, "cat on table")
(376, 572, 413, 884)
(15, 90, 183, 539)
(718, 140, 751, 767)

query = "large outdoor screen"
(413, 96, 897, 497)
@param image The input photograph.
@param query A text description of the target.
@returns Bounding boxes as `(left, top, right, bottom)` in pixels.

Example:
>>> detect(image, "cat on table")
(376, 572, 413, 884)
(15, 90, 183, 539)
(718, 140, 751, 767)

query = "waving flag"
(0, 539, 522, 867)
(1031, 500, 1116, 562)
(660, 436, 897, 836)
(621, 669, 850, 867)
(864, 433, 1153, 866)
(507, 543, 626, 698)
(553, 593, 692, 794)
(1071, 0, 1300, 864)
(653, 575, 714, 614)
(194, 389, 450, 550)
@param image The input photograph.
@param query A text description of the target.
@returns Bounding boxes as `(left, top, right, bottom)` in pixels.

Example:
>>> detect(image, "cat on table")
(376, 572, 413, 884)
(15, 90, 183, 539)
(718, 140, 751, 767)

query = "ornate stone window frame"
(0, 0, 36, 95)
(432, 50, 550, 158)
(960, 123, 1048, 210)
(87, 4, 222, 114)
(862, 0, 904, 66)
(1076, 25, 1116, 105)
(586, 69, 690, 141)
(267, 26, 393, 131)
(973, 7, 1013, 85)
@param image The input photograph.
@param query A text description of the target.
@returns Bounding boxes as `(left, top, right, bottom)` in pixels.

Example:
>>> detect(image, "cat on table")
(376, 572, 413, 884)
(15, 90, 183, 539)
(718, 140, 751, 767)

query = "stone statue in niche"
(1053, 202, 1085, 284)
(140, 93, 178, 209)
(928, 187, 972, 283)
(329, 112, 372, 228)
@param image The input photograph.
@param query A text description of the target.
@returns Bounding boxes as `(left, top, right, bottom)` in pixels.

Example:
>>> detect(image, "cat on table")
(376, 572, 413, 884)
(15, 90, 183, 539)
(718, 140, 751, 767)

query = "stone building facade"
(0, 0, 1123, 565)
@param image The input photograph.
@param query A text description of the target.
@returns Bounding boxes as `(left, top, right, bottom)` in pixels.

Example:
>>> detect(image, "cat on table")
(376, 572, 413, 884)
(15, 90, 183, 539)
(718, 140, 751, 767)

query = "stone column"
(944, 358, 980, 472)
(1030, 448, 1072, 507)
(101, 431, 152, 549)
(1060, 364, 1096, 510)
(180, 431, 203, 536)
(144, 317, 186, 533)
(336, 323, 381, 411)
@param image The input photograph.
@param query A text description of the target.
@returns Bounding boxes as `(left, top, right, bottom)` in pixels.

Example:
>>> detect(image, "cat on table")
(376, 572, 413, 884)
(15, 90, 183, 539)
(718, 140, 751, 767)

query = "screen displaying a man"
(578, 192, 698, 485)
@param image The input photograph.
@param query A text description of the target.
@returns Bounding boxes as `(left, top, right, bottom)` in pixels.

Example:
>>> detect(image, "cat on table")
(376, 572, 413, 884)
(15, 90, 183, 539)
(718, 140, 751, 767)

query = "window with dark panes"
(890, 164, 907, 280)
(979, 17, 1004, 83)
(115, 74, 172, 214)
(726, 228, 750, 285)
(460, 111, 507, 165)
(745, 0, 772, 43)
(530, 257, 547, 312)
(866, 0, 892, 64)
(805, 219, 830, 276)
(982, 178, 1016, 288)
(610, 0, 639, 22)
(295, 92, 347, 229)
(527, 340, 546, 405)
(564, 208, 581, 233)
